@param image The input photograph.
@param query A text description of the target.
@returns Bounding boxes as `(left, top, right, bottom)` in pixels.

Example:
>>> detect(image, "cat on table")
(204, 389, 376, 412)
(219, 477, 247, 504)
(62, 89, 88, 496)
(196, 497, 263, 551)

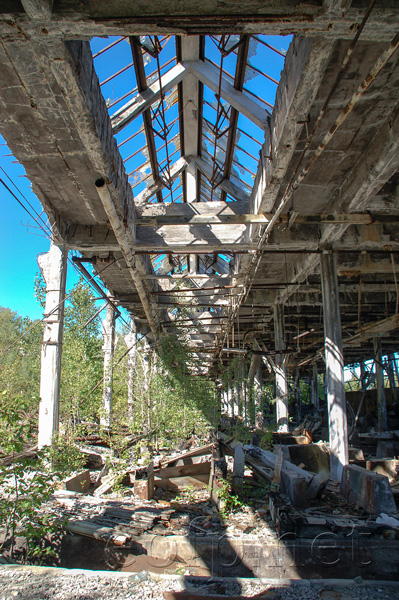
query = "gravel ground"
(0, 568, 399, 600)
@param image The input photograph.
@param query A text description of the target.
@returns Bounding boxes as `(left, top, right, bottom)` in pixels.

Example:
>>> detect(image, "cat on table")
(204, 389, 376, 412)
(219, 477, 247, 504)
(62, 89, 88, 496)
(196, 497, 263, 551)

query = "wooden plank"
(160, 443, 215, 467)
(156, 461, 211, 479)
(154, 474, 209, 490)
(65, 519, 129, 545)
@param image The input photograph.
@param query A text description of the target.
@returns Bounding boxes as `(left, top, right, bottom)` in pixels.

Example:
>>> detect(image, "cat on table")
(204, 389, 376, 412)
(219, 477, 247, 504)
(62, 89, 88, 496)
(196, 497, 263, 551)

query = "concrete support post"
(124, 318, 137, 424)
(387, 353, 397, 401)
(100, 300, 116, 427)
(274, 304, 289, 432)
(234, 379, 240, 417)
(37, 242, 67, 449)
(320, 252, 348, 481)
(374, 337, 387, 431)
(254, 360, 263, 427)
(227, 382, 234, 417)
(312, 363, 319, 413)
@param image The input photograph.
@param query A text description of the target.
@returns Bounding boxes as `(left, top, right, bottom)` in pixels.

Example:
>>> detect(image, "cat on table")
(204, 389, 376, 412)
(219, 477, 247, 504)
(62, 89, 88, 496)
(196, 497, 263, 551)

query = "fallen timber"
(243, 445, 328, 508)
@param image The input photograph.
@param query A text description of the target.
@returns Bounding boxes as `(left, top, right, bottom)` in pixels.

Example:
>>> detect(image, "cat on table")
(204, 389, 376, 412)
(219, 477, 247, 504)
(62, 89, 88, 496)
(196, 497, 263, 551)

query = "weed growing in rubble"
(0, 394, 63, 563)
(216, 480, 245, 518)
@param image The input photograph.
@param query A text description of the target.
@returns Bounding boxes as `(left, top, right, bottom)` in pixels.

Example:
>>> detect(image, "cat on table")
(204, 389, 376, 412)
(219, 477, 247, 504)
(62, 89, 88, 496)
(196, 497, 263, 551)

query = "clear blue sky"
(0, 134, 80, 320)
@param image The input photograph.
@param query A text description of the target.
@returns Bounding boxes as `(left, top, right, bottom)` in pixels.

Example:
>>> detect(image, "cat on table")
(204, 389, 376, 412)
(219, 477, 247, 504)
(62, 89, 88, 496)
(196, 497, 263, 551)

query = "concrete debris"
(340, 464, 397, 515)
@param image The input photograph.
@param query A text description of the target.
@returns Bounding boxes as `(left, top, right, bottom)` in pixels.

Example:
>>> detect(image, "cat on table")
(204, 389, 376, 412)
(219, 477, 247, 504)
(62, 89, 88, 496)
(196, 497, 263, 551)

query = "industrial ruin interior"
(1, 0, 399, 596)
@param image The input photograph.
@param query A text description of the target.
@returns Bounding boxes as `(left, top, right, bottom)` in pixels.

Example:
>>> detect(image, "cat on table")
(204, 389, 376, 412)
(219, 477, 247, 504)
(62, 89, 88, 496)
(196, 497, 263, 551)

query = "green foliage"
(0, 307, 42, 416)
(216, 479, 244, 517)
(260, 429, 274, 450)
(47, 434, 86, 476)
(0, 394, 62, 563)
(60, 280, 103, 426)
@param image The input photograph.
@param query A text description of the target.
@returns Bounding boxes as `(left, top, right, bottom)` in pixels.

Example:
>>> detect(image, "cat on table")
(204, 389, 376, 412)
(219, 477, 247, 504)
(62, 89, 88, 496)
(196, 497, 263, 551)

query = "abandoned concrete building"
(2, 0, 399, 589)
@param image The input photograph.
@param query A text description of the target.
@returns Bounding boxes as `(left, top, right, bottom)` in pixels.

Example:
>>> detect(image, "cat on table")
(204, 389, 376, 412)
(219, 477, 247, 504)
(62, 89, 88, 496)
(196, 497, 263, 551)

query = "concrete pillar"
(100, 300, 116, 427)
(37, 242, 67, 449)
(312, 363, 319, 412)
(234, 379, 240, 417)
(320, 252, 348, 481)
(227, 382, 234, 417)
(254, 359, 263, 427)
(274, 304, 289, 432)
(124, 318, 137, 424)
(374, 338, 387, 431)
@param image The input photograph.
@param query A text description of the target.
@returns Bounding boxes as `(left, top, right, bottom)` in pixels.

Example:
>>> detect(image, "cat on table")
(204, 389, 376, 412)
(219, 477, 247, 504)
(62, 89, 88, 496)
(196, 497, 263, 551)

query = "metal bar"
(100, 61, 133, 87)
(130, 36, 163, 203)
(93, 36, 127, 60)
(252, 35, 287, 58)
(72, 257, 121, 318)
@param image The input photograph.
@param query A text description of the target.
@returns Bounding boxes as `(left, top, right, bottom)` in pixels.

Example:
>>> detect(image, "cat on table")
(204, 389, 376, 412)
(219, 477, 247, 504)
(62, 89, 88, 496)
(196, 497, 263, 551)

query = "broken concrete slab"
(340, 464, 397, 515)
(276, 442, 330, 474)
(62, 470, 91, 494)
(232, 443, 245, 489)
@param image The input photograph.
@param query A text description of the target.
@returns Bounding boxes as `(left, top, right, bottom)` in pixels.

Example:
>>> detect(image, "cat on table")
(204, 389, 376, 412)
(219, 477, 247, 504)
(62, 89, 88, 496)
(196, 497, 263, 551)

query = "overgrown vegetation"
(0, 395, 62, 562)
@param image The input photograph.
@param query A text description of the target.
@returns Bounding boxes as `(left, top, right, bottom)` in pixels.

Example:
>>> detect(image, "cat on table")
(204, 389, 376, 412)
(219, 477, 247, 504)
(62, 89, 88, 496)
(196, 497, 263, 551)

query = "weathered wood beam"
(111, 62, 187, 134)
(191, 155, 249, 202)
(133, 212, 399, 226)
(186, 59, 269, 131)
(134, 156, 189, 204)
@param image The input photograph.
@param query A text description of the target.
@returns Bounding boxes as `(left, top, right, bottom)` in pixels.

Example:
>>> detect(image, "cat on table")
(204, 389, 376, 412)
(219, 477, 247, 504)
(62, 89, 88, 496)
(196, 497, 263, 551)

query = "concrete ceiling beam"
(3, 4, 399, 41)
(20, 0, 52, 19)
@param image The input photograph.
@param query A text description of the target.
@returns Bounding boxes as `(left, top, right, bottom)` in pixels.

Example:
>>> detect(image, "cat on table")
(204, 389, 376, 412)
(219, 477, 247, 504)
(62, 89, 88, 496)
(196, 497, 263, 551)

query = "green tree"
(60, 280, 103, 429)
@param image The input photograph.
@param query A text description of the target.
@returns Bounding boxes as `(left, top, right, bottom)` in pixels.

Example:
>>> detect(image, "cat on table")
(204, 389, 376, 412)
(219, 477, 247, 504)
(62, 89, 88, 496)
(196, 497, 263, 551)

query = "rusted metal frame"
(100, 61, 134, 87)
(125, 129, 178, 166)
(196, 37, 205, 203)
(209, 38, 230, 201)
(130, 36, 163, 203)
(108, 87, 138, 111)
(243, 86, 274, 110)
(72, 257, 121, 318)
(108, 56, 177, 112)
(93, 36, 127, 60)
(175, 36, 187, 204)
(131, 169, 153, 190)
(147, 49, 177, 200)
(244, 59, 279, 85)
(117, 128, 143, 148)
(252, 35, 287, 58)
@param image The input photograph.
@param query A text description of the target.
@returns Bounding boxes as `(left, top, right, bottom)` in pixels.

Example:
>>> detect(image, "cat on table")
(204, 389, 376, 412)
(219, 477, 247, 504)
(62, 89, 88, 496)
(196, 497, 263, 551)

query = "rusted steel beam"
(130, 36, 163, 203)
(221, 35, 250, 203)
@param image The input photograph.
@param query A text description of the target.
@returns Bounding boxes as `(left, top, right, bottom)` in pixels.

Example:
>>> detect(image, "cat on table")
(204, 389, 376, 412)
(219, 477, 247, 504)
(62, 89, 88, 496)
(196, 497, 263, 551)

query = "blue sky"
(0, 134, 82, 320)
(0, 34, 292, 321)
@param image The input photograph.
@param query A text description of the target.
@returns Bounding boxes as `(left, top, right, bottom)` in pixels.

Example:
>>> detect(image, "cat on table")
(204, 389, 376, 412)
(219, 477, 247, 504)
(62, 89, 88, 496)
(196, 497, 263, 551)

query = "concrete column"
(374, 338, 387, 431)
(37, 242, 67, 449)
(274, 304, 289, 432)
(312, 363, 319, 412)
(100, 300, 116, 427)
(234, 379, 240, 417)
(124, 318, 137, 424)
(254, 360, 263, 427)
(227, 382, 234, 417)
(320, 252, 348, 481)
